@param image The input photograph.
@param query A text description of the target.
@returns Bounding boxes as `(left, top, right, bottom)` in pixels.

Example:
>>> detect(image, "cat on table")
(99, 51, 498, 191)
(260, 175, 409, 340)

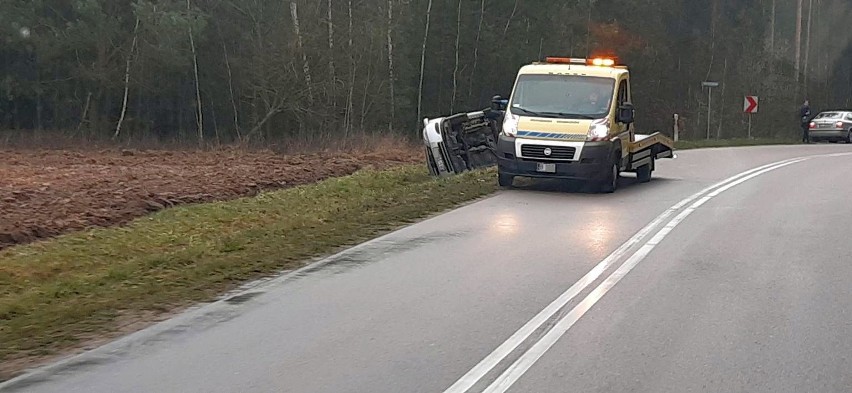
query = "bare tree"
(451, 0, 462, 113)
(188, 0, 204, 145)
(327, 0, 336, 103)
(468, 0, 486, 102)
(795, 0, 803, 81)
(114, 17, 140, 139)
(804, 0, 813, 90)
(387, 0, 395, 131)
(417, 0, 432, 129)
(222, 42, 241, 141)
(503, 0, 520, 36)
(770, 0, 776, 50)
(78, 92, 93, 134)
(344, 0, 356, 136)
(416, 0, 433, 131)
(290, 2, 314, 104)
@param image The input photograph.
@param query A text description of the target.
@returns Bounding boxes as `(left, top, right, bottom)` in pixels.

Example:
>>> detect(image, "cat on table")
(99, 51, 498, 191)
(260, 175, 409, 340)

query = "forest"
(1, 0, 850, 145)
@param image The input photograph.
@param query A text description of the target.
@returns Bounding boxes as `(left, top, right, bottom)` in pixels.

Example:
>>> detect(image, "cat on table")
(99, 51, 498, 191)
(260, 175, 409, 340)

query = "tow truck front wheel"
(599, 156, 620, 194)
(498, 172, 515, 188)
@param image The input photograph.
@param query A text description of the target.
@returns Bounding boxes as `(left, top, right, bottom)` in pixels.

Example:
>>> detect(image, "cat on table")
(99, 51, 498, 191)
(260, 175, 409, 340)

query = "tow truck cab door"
(613, 76, 634, 144)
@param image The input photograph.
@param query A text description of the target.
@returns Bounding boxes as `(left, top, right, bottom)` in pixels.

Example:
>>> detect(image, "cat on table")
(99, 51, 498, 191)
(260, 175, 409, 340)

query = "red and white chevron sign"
(744, 96, 759, 114)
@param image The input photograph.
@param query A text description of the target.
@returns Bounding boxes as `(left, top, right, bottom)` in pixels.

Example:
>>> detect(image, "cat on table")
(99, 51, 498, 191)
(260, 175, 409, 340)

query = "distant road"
(4, 144, 851, 393)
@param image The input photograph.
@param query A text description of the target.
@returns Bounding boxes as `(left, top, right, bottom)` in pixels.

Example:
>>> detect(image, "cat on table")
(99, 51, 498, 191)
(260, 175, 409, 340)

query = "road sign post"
(673, 113, 679, 142)
(702, 82, 719, 140)
(744, 96, 759, 139)
(748, 115, 752, 139)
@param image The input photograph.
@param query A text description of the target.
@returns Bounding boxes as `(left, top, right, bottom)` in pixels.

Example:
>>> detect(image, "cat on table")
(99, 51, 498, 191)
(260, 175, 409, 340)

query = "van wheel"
(846, 131, 852, 144)
(599, 155, 620, 193)
(498, 172, 514, 188)
(636, 159, 653, 183)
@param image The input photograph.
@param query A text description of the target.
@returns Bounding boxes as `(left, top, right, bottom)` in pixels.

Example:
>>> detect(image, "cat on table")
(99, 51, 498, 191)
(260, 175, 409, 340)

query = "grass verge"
(0, 165, 497, 379)
(675, 137, 799, 150)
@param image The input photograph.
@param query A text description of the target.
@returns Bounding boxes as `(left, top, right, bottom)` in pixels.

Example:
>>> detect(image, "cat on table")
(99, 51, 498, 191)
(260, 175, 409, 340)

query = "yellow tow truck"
(494, 56, 674, 193)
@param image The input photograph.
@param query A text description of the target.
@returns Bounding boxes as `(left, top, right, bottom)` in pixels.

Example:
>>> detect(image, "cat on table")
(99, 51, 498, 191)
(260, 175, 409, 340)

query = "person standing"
(800, 100, 812, 143)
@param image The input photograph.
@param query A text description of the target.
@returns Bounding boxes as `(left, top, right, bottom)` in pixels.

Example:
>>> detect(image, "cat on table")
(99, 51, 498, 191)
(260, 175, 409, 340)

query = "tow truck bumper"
(496, 135, 613, 181)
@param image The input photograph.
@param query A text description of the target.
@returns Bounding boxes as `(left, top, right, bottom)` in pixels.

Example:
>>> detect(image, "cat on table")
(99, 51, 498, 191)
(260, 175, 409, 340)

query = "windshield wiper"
(511, 106, 546, 117)
(513, 107, 597, 120)
(539, 112, 596, 119)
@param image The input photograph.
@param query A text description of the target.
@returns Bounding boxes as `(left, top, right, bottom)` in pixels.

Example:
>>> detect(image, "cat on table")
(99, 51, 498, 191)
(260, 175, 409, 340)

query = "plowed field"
(0, 146, 420, 250)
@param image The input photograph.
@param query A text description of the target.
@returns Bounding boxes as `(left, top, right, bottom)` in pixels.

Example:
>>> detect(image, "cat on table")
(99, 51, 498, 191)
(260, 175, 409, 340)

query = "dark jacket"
(800, 105, 811, 122)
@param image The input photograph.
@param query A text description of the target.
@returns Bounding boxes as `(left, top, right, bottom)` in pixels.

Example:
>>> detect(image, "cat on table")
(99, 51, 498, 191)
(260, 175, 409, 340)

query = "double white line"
(444, 155, 825, 393)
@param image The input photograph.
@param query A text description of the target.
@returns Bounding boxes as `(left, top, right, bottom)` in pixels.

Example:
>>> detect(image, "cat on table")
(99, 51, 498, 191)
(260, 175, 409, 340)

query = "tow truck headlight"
(587, 118, 610, 141)
(502, 111, 519, 137)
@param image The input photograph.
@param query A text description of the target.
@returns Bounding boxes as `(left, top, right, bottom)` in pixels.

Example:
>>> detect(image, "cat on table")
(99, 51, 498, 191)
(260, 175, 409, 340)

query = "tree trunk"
(770, 0, 776, 50)
(586, 0, 593, 54)
(795, 0, 803, 81)
(188, 0, 204, 146)
(35, 70, 43, 131)
(327, 0, 336, 104)
(211, 97, 220, 145)
(815, 0, 823, 87)
(503, 0, 520, 36)
(344, 0, 356, 137)
(78, 91, 92, 134)
(804, 0, 813, 91)
(360, 32, 375, 132)
(290, 2, 314, 104)
(716, 56, 727, 139)
(246, 107, 282, 140)
(114, 17, 140, 139)
(468, 0, 486, 102)
(416, 0, 434, 131)
(222, 42, 241, 141)
(386, 0, 395, 132)
(451, 0, 462, 113)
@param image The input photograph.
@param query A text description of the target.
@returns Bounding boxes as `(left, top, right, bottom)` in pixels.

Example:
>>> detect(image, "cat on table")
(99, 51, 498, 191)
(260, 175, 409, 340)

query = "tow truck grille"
(521, 145, 576, 160)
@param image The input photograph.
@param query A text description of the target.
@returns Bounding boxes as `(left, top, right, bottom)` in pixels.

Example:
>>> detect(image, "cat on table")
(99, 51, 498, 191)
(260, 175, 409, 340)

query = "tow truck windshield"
(509, 74, 614, 120)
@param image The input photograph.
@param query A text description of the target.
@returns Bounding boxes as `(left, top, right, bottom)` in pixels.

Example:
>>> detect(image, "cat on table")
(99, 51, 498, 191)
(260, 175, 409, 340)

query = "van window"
(617, 80, 628, 106)
(509, 74, 615, 120)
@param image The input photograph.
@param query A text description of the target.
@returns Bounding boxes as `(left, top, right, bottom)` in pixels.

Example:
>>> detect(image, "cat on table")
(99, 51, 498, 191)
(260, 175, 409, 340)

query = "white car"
(422, 100, 506, 176)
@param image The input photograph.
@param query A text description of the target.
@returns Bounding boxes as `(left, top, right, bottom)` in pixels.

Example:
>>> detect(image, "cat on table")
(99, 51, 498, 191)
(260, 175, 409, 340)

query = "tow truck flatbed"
(625, 132, 675, 171)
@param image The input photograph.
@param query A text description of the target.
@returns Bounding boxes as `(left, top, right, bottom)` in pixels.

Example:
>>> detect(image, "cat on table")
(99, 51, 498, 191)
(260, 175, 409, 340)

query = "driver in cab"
(575, 91, 609, 115)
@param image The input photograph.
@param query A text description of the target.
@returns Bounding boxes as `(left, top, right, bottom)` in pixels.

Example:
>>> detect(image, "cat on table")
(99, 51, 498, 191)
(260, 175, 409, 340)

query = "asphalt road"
(3, 144, 852, 393)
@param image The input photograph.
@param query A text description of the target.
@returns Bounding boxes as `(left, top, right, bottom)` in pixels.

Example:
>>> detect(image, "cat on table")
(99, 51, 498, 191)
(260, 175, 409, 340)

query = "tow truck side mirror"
(617, 102, 635, 124)
(491, 95, 509, 111)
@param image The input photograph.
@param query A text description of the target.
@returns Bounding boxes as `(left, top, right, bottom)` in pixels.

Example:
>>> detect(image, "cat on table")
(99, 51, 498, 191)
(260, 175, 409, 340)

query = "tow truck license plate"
(536, 163, 556, 173)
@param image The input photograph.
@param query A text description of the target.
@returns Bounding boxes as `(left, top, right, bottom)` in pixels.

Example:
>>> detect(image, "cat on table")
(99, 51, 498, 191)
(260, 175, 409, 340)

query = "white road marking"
(480, 158, 810, 393)
(442, 157, 806, 393)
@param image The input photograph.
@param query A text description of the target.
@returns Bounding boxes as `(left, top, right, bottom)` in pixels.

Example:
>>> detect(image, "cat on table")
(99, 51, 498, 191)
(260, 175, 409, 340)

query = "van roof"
(518, 63, 628, 78)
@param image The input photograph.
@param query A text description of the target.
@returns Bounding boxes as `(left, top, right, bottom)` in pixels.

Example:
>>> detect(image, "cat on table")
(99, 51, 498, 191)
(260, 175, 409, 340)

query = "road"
(3, 144, 852, 393)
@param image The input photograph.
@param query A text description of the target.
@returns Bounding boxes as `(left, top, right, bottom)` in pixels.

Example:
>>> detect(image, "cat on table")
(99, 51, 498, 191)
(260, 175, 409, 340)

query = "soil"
(0, 146, 421, 250)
